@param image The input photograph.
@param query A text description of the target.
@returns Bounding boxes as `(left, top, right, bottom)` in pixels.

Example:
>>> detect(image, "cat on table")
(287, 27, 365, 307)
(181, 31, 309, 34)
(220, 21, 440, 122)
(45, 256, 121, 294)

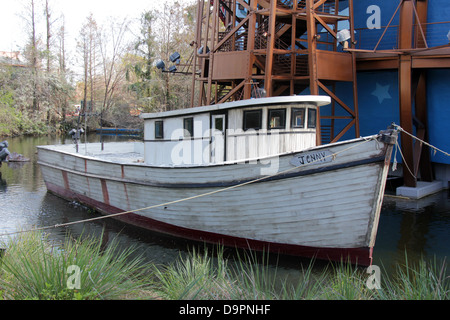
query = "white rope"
(394, 140, 417, 180)
(0, 137, 377, 239)
(392, 124, 450, 158)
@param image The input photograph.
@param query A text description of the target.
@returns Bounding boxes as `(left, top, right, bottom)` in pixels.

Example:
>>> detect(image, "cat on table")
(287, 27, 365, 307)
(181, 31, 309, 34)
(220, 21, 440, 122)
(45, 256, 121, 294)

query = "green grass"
(152, 248, 449, 300)
(1, 231, 448, 300)
(0, 231, 154, 300)
(374, 255, 449, 300)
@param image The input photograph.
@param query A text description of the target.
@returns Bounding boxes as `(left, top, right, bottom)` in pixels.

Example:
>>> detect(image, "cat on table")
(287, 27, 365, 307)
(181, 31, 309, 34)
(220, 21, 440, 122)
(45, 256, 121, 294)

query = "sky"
(0, 0, 190, 53)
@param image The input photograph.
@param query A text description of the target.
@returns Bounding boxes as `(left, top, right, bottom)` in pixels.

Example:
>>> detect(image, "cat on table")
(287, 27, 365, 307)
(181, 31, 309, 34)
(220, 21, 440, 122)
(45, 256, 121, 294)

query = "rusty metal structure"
(189, 0, 450, 188)
(190, 0, 360, 148)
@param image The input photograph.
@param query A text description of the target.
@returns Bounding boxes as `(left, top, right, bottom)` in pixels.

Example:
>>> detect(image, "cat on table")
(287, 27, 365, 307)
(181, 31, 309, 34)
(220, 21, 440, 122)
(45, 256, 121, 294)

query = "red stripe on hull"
(46, 181, 373, 266)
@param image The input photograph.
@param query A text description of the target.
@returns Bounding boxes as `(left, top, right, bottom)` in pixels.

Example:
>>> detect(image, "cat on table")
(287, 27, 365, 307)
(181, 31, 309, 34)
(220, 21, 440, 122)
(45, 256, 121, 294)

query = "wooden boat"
(37, 96, 397, 266)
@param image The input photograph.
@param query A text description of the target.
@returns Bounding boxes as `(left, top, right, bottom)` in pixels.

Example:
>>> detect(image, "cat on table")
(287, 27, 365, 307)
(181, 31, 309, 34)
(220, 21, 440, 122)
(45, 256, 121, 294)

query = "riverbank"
(0, 230, 448, 300)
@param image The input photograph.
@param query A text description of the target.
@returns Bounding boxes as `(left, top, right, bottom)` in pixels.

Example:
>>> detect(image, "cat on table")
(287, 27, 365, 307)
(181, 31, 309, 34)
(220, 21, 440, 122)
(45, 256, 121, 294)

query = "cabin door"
(211, 114, 225, 163)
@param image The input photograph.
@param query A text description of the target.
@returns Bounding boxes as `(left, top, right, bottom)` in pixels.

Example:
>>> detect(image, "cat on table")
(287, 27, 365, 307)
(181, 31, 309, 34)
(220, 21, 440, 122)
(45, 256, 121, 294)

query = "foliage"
(0, 231, 153, 300)
(0, 0, 201, 137)
(0, 232, 448, 300)
(374, 255, 449, 300)
(0, 66, 65, 136)
(152, 247, 449, 300)
(126, 1, 197, 113)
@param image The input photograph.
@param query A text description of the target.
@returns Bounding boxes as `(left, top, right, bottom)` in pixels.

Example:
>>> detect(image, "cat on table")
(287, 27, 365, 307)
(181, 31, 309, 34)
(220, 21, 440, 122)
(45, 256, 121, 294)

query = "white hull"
(37, 131, 396, 265)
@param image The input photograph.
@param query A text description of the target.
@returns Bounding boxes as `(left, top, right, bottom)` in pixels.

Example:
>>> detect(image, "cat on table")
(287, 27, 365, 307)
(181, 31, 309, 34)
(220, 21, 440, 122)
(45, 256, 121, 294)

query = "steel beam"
(264, 0, 277, 97)
(398, 0, 416, 187)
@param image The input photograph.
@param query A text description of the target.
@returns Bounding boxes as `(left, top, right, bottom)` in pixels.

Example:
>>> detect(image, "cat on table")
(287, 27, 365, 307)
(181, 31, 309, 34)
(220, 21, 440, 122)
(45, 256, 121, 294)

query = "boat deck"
(39, 142, 145, 165)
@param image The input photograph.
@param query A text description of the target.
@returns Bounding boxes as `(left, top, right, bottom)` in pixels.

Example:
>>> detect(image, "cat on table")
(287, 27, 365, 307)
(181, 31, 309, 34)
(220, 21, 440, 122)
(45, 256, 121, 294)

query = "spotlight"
(197, 46, 210, 54)
(170, 52, 181, 63)
(337, 29, 351, 42)
(337, 29, 351, 49)
(156, 60, 165, 71)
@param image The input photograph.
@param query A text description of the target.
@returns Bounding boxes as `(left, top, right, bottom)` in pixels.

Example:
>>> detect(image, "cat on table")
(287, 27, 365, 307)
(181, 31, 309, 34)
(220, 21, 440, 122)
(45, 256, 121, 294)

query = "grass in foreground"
(0, 231, 154, 300)
(0, 231, 448, 300)
(151, 247, 449, 300)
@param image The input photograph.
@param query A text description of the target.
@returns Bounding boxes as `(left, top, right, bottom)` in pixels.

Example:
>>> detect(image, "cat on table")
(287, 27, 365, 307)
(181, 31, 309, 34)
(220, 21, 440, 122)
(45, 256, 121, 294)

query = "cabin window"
(268, 109, 286, 130)
(155, 120, 164, 139)
(307, 108, 317, 129)
(243, 109, 262, 131)
(291, 108, 305, 128)
(214, 117, 224, 132)
(183, 117, 194, 137)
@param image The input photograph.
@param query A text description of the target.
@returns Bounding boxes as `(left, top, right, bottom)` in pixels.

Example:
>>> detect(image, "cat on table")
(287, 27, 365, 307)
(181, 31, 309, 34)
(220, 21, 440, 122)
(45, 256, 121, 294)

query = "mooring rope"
(392, 124, 450, 158)
(390, 124, 450, 180)
(0, 136, 378, 239)
(393, 140, 417, 179)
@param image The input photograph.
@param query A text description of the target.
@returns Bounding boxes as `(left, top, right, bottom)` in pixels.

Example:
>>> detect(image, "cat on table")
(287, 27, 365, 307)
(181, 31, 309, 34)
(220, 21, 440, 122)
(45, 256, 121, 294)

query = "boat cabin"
(140, 96, 331, 166)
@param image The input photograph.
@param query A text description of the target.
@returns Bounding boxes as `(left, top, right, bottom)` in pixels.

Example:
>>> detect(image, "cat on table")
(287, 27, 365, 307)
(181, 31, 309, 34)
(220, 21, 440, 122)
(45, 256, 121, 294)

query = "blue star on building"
(371, 83, 392, 104)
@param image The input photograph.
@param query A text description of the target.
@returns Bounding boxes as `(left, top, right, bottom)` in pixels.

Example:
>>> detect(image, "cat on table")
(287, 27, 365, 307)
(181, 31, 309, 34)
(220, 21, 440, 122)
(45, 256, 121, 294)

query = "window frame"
(291, 108, 306, 129)
(243, 109, 263, 131)
(307, 108, 317, 129)
(268, 108, 287, 130)
(155, 120, 164, 139)
(183, 117, 194, 137)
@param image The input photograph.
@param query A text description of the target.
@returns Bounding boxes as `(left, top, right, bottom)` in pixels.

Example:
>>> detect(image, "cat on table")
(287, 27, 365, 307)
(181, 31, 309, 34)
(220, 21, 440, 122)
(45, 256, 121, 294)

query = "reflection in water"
(374, 192, 450, 270)
(0, 134, 448, 273)
(0, 172, 6, 193)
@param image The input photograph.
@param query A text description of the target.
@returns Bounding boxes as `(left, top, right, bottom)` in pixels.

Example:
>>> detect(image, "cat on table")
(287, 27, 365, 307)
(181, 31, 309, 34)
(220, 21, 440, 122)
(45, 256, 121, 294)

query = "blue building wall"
(316, 70, 399, 141)
(427, 69, 450, 165)
(313, 1, 450, 166)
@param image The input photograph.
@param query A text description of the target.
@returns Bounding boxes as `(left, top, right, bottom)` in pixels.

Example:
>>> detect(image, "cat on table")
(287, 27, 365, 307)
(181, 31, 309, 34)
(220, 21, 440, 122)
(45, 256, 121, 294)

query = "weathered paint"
(37, 130, 395, 266)
(101, 179, 110, 206)
(44, 180, 373, 266)
(142, 96, 328, 166)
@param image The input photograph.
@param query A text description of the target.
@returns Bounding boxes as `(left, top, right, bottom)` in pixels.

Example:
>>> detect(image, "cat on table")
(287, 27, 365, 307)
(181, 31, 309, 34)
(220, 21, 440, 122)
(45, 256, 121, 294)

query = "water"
(0, 134, 449, 274)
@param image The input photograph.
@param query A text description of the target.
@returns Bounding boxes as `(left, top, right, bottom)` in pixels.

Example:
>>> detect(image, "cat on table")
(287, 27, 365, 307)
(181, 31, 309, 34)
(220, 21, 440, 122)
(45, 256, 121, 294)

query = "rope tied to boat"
(0, 135, 382, 239)
(391, 123, 450, 179)
(392, 124, 450, 158)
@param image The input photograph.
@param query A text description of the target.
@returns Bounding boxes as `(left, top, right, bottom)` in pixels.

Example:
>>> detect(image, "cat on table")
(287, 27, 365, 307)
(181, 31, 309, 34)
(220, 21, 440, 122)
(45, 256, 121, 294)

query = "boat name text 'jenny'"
(290, 150, 333, 167)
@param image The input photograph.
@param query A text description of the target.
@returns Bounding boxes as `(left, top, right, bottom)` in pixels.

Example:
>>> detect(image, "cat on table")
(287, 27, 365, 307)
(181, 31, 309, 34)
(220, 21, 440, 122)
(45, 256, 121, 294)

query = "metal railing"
(354, 21, 450, 51)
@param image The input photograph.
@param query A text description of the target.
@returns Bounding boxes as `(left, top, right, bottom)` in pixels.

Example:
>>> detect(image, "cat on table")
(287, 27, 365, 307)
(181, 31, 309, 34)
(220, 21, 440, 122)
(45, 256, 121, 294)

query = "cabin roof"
(140, 95, 331, 120)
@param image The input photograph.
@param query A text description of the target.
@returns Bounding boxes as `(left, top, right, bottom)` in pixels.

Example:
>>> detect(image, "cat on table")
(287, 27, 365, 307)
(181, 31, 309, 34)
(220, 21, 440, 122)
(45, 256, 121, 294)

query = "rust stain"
(121, 165, 125, 179)
(86, 176, 91, 195)
(123, 183, 131, 210)
(101, 179, 110, 205)
(62, 171, 70, 190)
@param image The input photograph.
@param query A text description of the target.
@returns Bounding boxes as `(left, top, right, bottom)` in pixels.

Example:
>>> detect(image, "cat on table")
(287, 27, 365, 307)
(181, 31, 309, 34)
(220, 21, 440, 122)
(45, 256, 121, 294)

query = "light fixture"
(156, 60, 165, 71)
(197, 46, 210, 54)
(337, 29, 351, 42)
(170, 52, 181, 64)
(155, 53, 188, 74)
(337, 29, 351, 49)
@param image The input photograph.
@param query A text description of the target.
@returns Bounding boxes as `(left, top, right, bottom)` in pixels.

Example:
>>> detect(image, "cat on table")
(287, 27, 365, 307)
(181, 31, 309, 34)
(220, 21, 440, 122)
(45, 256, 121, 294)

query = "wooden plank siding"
(37, 133, 392, 250)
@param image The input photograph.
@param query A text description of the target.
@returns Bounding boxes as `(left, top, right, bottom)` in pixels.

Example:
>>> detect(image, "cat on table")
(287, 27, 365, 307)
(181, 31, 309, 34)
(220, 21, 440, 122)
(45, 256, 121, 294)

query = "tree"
(16, 0, 73, 130)
(55, 14, 71, 122)
(21, 0, 41, 113)
(128, 1, 197, 112)
(44, 0, 57, 73)
(98, 17, 130, 115)
(154, 1, 197, 111)
(126, 10, 163, 113)
(77, 14, 101, 125)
